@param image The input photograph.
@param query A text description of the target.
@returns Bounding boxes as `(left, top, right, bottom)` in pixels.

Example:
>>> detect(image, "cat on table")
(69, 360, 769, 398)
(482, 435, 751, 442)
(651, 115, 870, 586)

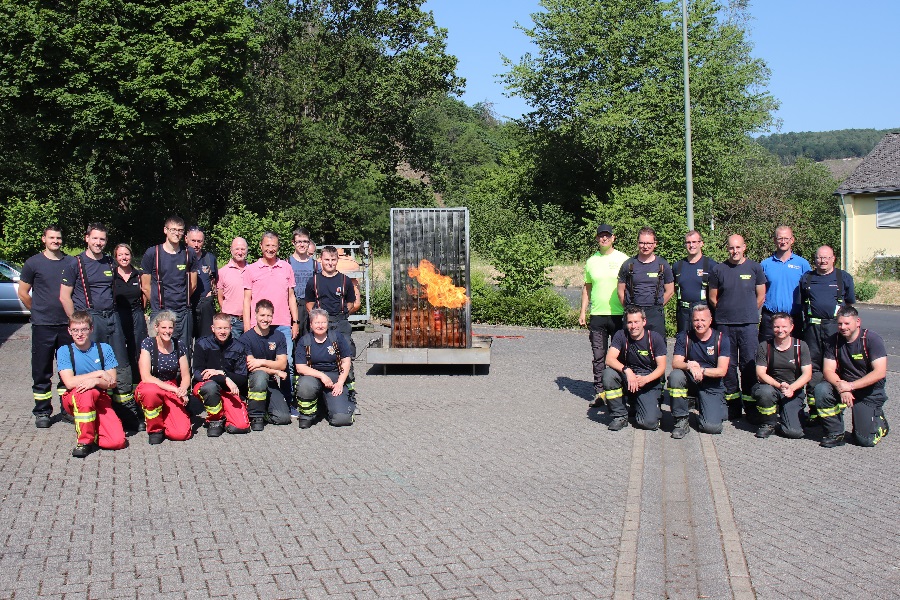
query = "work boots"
(671, 417, 690, 439)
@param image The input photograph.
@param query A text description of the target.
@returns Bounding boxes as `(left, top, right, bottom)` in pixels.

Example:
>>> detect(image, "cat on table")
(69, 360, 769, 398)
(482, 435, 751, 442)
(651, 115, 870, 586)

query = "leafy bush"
(0, 197, 60, 262)
(854, 280, 879, 302)
(490, 231, 554, 296)
(208, 206, 294, 263)
(470, 272, 576, 328)
(368, 280, 392, 320)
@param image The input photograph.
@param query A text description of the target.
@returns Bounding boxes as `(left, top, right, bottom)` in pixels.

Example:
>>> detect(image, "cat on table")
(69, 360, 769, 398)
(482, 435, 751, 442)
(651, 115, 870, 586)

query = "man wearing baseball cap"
(580, 224, 629, 408)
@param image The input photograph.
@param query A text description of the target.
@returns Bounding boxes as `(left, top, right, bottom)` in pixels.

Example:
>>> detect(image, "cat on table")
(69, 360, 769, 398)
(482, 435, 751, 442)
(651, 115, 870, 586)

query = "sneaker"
(608, 416, 629, 432)
(250, 418, 265, 432)
(290, 407, 301, 420)
(34, 415, 52, 429)
(58, 411, 75, 425)
(820, 433, 846, 448)
(225, 424, 250, 434)
(71, 443, 95, 458)
(206, 420, 225, 437)
(148, 432, 165, 445)
(755, 424, 776, 439)
(671, 417, 690, 439)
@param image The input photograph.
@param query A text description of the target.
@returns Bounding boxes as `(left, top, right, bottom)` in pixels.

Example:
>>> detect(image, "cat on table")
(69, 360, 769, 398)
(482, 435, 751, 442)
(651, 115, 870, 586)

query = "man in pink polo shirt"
(243, 232, 299, 400)
(216, 237, 249, 338)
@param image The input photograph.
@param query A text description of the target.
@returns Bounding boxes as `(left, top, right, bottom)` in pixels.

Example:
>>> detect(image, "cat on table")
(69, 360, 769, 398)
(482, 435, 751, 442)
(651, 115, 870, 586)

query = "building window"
(877, 198, 900, 228)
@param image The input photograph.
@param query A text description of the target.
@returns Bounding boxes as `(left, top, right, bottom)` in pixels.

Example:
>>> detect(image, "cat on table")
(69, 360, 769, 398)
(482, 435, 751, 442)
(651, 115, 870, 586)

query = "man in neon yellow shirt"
(580, 224, 629, 407)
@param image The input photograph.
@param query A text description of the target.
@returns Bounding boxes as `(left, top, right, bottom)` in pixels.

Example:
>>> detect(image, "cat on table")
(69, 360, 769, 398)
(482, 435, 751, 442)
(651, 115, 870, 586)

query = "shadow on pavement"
(555, 376, 594, 401)
(0, 318, 29, 351)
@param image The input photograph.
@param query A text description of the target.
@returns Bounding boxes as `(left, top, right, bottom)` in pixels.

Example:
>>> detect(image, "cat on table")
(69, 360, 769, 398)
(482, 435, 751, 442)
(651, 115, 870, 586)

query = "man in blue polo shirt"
(759, 226, 810, 342)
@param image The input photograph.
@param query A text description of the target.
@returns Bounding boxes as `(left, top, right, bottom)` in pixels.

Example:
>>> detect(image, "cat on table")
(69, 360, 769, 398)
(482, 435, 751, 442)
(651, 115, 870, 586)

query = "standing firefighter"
(602, 306, 667, 432)
(751, 313, 812, 439)
(814, 306, 890, 448)
(799, 245, 855, 424)
(617, 227, 674, 337)
(579, 224, 629, 407)
(667, 303, 730, 438)
(672, 230, 717, 333)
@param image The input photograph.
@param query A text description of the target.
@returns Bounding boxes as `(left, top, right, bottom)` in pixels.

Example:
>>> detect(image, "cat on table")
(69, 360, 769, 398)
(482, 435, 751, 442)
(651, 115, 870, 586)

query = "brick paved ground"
(0, 322, 896, 599)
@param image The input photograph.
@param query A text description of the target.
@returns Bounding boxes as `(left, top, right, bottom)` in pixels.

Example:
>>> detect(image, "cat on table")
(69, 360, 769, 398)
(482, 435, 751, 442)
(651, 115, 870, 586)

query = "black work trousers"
(30, 324, 72, 416)
(588, 314, 624, 399)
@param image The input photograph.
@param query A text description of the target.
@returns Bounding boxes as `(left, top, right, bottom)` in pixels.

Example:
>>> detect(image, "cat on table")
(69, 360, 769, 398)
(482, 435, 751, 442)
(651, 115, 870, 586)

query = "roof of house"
(835, 132, 900, 194)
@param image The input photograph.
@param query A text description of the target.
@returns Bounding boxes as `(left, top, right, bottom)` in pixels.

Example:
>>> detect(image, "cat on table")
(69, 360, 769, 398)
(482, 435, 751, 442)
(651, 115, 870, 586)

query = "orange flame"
(407, 259, 469, 308)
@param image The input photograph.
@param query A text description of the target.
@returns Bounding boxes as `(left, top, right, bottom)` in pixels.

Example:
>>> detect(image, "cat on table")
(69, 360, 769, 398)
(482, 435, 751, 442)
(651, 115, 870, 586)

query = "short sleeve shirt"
(673, 256, 718, 304)
(56, 342, 118, 375)
(20, 253, 75, 326)
(674, 329, 730, 372)
(61, 252, 116, 311)
(289, 256, 317, 301)
(825, 329, 887, 391)
(216, 260, 246, 316)
(113, 268, 144, 312)
(761, 253, 811, 314)
(190, 250, 218, 304)
(584, 249, 628, 316)
(609, 329, 666, 376)
(243, 259, 295, 327)
(240, 328, 287, 362)
(295, 332, 352, 372)
(618, 256, 674, 306)
(305, 272, 357, 317)
(803, 270, 855, 319)
(755, 338, 811, 384)
(141, 245, 197, 312)
(709, 260, 767, 325)
(141, 337, 185, 381)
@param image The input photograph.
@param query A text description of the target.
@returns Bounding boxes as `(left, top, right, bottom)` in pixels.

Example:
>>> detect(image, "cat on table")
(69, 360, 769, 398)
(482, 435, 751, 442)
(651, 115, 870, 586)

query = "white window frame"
(876, 197, 900, 228)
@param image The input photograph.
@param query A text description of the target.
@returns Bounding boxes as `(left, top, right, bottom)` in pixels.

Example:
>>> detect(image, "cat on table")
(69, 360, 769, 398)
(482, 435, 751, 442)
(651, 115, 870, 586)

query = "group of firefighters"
(580, 224, 889, 448)
(17, 217, 360, 458)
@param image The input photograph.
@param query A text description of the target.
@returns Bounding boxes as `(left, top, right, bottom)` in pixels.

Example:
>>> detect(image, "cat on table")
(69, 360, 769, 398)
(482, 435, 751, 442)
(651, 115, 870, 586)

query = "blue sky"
(424, 0, 900, 133)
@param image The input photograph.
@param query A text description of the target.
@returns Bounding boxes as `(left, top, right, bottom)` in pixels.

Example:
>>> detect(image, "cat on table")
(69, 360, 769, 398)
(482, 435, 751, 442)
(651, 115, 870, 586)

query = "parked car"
(0, 259, 30, 316)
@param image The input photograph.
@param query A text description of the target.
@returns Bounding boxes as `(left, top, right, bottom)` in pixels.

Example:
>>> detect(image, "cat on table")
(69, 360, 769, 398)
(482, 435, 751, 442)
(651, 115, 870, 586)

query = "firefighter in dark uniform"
(18, 224, 77, 428)
(799, 245, 855, 424)
(602, 305, 667, 431)
(60, 223, 141, 431)
(240, 299, 292, 430)
(192, 313, 251, 437)
(672, 230, 717, 333)
(708, 234, 767, 421)
(616, 227, 674, 337)
(186, 226, 218, 345)
(667, 303, 730, 438)
(294, 308, 355, 428)
(751, 313, 812, 439)
(814, 306, 890, 448)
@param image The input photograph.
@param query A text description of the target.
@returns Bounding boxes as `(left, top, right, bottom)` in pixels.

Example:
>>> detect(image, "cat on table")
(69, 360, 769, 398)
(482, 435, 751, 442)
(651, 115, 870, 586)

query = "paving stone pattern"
(0, 324, 896, 599)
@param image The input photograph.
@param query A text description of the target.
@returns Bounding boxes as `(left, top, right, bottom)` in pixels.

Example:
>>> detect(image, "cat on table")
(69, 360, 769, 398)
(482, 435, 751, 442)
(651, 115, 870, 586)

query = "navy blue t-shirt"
(618, 256, 674, 306)
(609, 329, 666, 376)
(295, 332, 352, 372)
(289, 256, 318, 301)
(801, 270, 855, 320)
(61, 252, 115, 311)
(825, 329, 887, 391)
(141, 245, 197, 311)
(674, 329, 730, 374)
(305, 272, 356, 317)
(673, 256, 718, 304)
(20, 253, 75, 326)
(189, 249, 218, 304)
(709, 260, 766, 325)
(241, 328, 287, 361)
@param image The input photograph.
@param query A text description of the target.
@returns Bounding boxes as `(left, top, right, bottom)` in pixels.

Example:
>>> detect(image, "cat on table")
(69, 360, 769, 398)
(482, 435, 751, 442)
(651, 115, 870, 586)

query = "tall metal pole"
(682, 0, 695, 231)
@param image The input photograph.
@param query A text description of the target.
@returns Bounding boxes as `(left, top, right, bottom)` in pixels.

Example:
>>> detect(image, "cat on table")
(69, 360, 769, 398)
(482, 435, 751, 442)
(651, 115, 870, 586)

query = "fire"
(407, 259, 469, 308)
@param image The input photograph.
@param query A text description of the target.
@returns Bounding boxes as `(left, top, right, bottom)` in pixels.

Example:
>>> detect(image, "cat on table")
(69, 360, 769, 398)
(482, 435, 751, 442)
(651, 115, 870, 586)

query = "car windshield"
(0, 261, 21, 281)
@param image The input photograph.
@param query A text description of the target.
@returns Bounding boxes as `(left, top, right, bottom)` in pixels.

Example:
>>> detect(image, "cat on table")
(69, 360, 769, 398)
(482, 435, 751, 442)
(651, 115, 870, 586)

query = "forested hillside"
(756, 128, 897, 163)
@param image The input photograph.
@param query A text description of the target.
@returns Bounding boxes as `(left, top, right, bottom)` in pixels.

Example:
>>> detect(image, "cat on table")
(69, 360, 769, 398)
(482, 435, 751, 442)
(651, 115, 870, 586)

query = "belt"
(808, 317, 835, 325)
(679, 301, 692, 309)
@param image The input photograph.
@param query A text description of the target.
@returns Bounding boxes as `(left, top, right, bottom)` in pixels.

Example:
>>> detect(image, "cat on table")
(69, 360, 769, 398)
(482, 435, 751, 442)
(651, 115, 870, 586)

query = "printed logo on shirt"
(740, 274, 752, 280)
(788, 264, 801, 270)
(647, 273, 658, 278)
(327, 346, 336, 355)
(103, 270, 113, 277)
(637, 349, 649, 356)
(851, 353, 864, 360)
(707, 346, 715, 356)
(336, 287, 344, 296)
(697, 269, 706, 277)
(177, 264, 187, 271)
(268, 342, 277, 351)
(202, 265, 211, 274)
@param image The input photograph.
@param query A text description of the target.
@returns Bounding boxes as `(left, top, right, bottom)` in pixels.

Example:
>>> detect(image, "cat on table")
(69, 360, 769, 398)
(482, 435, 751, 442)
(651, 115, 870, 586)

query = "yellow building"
(835, 132, 900, 273)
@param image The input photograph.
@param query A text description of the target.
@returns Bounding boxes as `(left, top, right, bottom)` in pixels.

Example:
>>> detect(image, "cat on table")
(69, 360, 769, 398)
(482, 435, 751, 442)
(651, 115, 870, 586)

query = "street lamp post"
(682, 0, 695, 231)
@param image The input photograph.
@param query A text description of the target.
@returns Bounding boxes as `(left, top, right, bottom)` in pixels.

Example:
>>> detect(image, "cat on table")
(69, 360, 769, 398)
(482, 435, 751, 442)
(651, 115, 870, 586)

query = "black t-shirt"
(189, 249, 218, 304)
(240, 328, 287, 362)
(295, 332, 352, 372)
(825, 329, 887, 391)
(141, 245, 197, 311)
(609, 329, 666, 376)
(802, 270, 855, 320)
(305, 272, 357, 317)
(673, 256, 717, 304)
(141, 336, 184, 382)
(20, 253, 76, 326)
(61, 252, 115, 311)
(755, 338, 811, 384)
(709, 260, 767, 325)
(674, 329, 730, 373)
(618, 256, 674, 306)
(113, 268, 144, 312)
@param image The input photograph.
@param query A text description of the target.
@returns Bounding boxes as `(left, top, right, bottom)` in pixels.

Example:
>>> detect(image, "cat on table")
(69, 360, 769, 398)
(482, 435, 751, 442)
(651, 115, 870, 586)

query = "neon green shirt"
(584, 249, 628, 316)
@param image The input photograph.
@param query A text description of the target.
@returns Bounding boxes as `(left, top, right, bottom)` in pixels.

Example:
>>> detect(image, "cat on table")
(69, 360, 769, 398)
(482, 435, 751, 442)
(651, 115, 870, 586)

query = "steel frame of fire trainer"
(366, 207, 491, 374)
